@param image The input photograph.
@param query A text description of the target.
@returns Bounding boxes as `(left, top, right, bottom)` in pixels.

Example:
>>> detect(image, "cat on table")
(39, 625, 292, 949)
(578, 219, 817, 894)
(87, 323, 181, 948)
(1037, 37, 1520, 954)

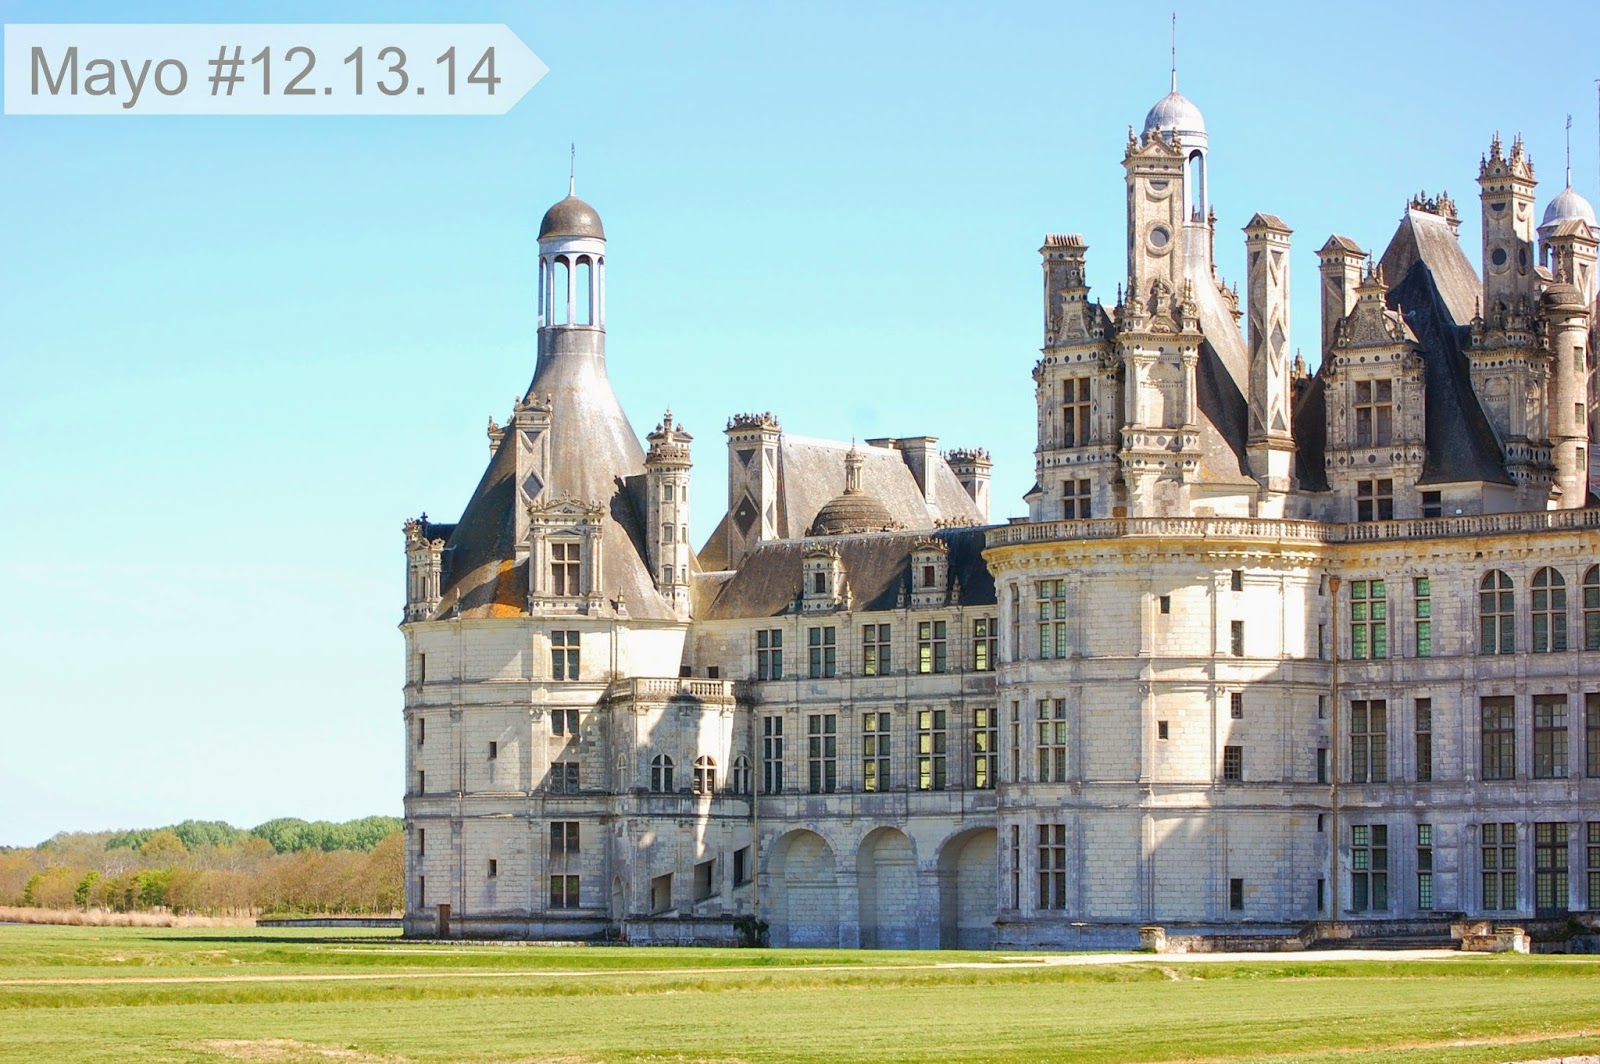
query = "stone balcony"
(604, 676, 750, 707)
(986, 508, 1600, 550)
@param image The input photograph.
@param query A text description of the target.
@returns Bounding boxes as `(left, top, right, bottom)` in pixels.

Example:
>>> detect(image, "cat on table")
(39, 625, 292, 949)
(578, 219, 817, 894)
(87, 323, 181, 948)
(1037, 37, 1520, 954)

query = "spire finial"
(1566, 113, 1573, 188)
(1170, 13, 1178, 93)
(569, 143, 576, 196)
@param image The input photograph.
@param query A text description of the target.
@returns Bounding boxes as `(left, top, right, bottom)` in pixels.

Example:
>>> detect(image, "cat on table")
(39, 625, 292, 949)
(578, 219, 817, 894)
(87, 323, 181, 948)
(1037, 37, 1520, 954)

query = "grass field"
(1, 925, 1598, 1063)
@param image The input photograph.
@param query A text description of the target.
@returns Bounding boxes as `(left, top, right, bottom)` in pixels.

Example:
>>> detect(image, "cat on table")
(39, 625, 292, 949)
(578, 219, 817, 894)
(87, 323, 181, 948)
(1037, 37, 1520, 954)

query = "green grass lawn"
(1, 925, 1597, 1063)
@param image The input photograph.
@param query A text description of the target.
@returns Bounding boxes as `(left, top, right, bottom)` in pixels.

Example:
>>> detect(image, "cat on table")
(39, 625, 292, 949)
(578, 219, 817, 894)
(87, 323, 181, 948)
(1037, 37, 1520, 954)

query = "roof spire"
(1566, 113, 1573, 188)
(569, 142, 576, 196)
(1170, 13, 1178, 92)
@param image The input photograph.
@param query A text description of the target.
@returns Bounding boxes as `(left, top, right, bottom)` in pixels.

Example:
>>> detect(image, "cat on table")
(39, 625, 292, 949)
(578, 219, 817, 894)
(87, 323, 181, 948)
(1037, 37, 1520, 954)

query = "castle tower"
(946, 448, 992, 521)
(1543, 282, 1592, 508)
(724, 412, 781, 569)
(403, 517, 445, 622)
(1478, 133, 1539, 314)
(1316, 236, 1365, 361)
(1243, 213, 1296, 513)
(1116, 89, 1208, 516)
(645, 411, 694, 618)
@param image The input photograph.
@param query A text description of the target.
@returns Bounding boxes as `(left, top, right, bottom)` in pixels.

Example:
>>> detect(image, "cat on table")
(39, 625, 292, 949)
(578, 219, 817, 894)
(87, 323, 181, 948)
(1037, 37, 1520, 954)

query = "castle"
(400, 74, 1600, 948)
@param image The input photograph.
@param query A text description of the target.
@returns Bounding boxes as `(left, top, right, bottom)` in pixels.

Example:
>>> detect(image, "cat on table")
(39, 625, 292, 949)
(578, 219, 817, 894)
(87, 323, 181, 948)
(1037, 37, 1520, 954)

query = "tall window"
(761, 715, 784, 794)
(551, 708, 579, 737)
(1479, 571, 1515, 655)
(807, 626, 836, 678)
(1589, 693, 1600, 778)
(549, 761, 579, 794)
(1063, 478, 1092, 519)
(1356, 478, 1394, 522)
(1349, 580, 1388, 659)
(650, 754, 674, 793)
(1037, 698, 1067, 782)
(756, 628, 784, 680)
(1349, 700, 1388, 783)
(862, 623, 890, 676)
(916, 709, 948, 791)
(1481, 696, 1516, 780)
(973, 708, 997, 789)
(1009, 825, 1021, 909)
(1482, 822, 1517, 910)
(1413, 577, 1432, 657)
(549, 875, 580, 909)
(1354, 379, 1394, 446)
(1533, 695, 1569, 779)
(551, 542, 581, 596)
(1416, 824, 1434, 910)
(1351, 824, 1388, 910)
(973, 618, 997, 671)
(1584, 566, 1600, 651)
(1038, 580, 1068, 659)
(1535, 822, 1570, 916)
(1062, 377, 1091, 447)
(917, 621, 947, 673)
(551, 630, 579, 681)
(1009, 701, 1021, 782)
(692, 755, 717, 795)
(1415, 698, 1432, 783)
(1230, 620, 1245, 657)
(731, 755, 751, 796)
(1589, 823, 1600, 911)
(862, 712, 890, 792)
(1222, 745, 1243, 782)
(1532, 567, 1568, 653)
(550, 821, 579, 856)
(1037, 824, 1067, 910)
(807, 713, 837, 794)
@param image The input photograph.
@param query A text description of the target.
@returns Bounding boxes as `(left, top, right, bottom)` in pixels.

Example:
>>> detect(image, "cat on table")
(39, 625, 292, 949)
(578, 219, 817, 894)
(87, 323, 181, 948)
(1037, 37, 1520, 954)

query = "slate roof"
(435, 331, 675, 620)
(1293, 208, 1511, 492)
(698, 526, 997, 621)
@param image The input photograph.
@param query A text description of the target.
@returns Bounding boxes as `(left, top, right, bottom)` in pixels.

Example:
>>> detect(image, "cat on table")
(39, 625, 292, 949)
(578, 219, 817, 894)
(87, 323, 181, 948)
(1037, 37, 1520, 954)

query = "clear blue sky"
(2, 0, 1596, 846)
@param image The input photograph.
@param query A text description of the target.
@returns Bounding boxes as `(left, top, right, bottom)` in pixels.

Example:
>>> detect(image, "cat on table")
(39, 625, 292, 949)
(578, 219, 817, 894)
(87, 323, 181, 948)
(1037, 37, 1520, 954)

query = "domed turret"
(808, 445, 898, 536)
(1143, 90, 1207, 147)
(1540, 185, 1597, 236)
(539, 194, 606, 242)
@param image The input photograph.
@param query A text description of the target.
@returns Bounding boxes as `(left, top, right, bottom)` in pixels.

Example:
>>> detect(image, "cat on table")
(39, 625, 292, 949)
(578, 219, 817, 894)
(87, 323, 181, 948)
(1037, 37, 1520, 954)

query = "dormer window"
(551, 541, 581, 595)
(527, 496, 605, 613)
(1354, 380, 1393, 446)
(802, 545, 847, 612)
(909, 537, 949, 609)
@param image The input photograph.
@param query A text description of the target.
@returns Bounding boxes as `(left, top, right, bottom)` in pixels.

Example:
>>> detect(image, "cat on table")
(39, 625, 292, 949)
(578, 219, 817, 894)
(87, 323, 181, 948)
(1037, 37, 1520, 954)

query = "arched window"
(1480, 571, 1515, 655)
(650, 754, 674, 793)
(1186, 150, 1206, 220)
(692, 755, 717, 795)
(551, 257, 571, 325)
(1583, 565, 1600, 652)
(731, 755, 751, 796)
(575, 256, 594, 326)
(1531, 568, 1568, 653)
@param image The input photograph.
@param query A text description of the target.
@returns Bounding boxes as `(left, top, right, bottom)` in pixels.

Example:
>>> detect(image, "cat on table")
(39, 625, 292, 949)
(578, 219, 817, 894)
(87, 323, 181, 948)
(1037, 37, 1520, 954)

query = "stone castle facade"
(401, 80, 1600, 948)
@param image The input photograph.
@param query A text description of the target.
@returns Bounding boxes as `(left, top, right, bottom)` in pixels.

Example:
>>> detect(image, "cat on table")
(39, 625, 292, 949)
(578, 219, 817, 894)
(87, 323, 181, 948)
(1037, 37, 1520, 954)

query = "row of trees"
(0, 816, 404, 916)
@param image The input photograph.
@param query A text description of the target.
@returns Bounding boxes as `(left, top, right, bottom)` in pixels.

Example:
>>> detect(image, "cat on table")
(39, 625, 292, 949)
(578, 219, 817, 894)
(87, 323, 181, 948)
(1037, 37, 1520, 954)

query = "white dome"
(1143, 90, 1207, 142)
(1540, 185, 1597, 232)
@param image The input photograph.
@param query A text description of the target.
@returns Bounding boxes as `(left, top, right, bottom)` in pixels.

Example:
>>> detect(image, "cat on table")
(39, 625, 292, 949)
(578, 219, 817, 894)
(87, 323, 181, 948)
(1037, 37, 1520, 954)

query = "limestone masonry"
(400, 77, 1600, 948)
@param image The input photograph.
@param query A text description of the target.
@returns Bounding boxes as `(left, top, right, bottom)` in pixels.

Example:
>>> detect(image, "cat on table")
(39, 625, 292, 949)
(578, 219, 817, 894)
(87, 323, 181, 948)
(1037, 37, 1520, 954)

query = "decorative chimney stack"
(946, 448, 992, 522)
(1243, 213, 1297, 514)
(403, 517, 445, 622)
(645, 410, 694, 618)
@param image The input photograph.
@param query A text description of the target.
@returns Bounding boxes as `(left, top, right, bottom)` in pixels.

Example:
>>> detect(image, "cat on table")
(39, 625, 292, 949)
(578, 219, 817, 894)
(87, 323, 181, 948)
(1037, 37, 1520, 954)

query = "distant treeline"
(0, 817, 404, 917)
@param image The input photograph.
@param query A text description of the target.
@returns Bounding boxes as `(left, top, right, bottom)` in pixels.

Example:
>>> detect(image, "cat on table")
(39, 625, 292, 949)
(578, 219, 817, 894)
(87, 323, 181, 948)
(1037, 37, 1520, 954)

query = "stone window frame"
(1531, 567, 1569, 653)
(761, 715, 784, 795)
(1415, 698, 1433, 783)
(1481, 822, 1518, 911)
(1350, 824, 1389, 911)
(691, 755, 717, 795)
(862, 623, 891, 676)
(1036, 698, 1067, 783)
(808, 626, 837, 678)
(917, 620, 948, 674)
(973, 617, 998, 671)
(548, 874, 580, 910)
(916, 708, 948, 791)
(550, 821, 579, 856)
(1061, 375, 1092, 447)
(730, 756, 752, 796)
(1349, 699, 1389, 783)
(861, 712, 890, 792)
(972, 707, 998, 790)
(1222, 744, 1243, 782)
(1062, 477, 1092, 520)
(755, 628, 783, 681)
(527, 497, 605, 614)
(1416, 824, 1434, 910)
(1353, 378, 1395, 447)
(1037, 579, 1068, 659)
(1479, 570, 1516, 655)
(1583, 566, 1600, 652)
(1413, 576, 1432, 657)
(1534, 822, 1570, 916)
(1532, 695, 1569, 780)
(1481, 696, 1516, 781)
(806, 713, 838, 794)
(1355, 478, 1394, 522)
(1037, 823, 1067, 911)
(650, 754, 675, 793)
(551, 630, 580, 682)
